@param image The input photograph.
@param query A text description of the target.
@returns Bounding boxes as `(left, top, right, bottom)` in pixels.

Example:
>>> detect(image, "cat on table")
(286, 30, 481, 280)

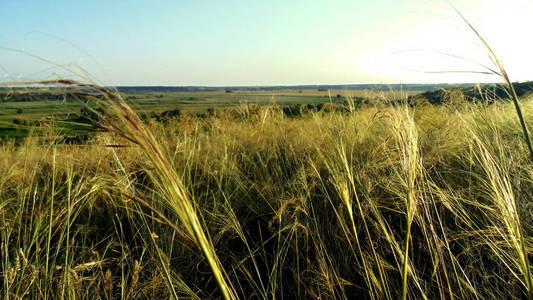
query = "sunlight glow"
(0, 0, 531, 85)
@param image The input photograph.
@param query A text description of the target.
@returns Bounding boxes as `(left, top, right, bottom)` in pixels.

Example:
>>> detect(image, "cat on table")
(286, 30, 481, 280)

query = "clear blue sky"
(1, 0, 532, 85)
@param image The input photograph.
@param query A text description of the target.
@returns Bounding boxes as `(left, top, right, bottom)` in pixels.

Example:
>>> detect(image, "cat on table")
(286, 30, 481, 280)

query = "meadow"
(0, 89, 349, 138)
(2, 82, 533, 299)
(0, 88, 414, 139)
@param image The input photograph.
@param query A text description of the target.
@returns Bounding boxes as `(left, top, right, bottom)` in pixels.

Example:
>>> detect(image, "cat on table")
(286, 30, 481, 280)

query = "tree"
(157, 109, 181, 122)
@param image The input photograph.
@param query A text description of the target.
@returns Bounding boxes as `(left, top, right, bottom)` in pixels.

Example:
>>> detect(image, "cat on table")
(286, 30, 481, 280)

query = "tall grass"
(2, 83, 533, 299)
(449, 2, 533, 161)
(451, 5, 533, 297)
(56, 80, 237, 300)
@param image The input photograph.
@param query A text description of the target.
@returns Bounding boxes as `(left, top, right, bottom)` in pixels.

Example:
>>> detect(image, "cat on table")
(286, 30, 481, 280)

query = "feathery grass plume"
(387, 105, 428, 300)
(448, 2, 533, 161)
(447, 3, 533, 296)
(470, 131, 532, 297)
(20, 79, 236, 300)
(322, 140, 392, 300)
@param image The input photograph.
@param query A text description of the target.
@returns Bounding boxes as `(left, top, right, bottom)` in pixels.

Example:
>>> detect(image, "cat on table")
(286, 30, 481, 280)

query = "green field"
(0, 89, 415, 138)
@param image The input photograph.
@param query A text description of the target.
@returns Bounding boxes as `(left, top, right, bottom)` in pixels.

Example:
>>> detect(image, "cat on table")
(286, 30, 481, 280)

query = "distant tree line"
(114, 83, 482, 94)
(410, 81, 533, 105)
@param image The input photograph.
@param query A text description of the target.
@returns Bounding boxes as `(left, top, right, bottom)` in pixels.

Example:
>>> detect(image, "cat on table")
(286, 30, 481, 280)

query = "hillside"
(411, 81, 533, 104)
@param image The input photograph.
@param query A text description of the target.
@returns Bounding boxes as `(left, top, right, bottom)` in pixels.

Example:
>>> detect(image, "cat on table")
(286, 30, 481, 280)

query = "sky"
(1, 0, 532, 86)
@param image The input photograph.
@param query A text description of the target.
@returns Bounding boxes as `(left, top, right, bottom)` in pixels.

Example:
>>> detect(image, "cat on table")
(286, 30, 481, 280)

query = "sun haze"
(1, 0, 532, 86)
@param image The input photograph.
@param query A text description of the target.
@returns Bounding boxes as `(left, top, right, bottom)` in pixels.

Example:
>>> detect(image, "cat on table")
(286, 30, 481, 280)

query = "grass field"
(4, 0, 533, 298)
(0, 89, 419, 138)
(2, 83, 533, 298)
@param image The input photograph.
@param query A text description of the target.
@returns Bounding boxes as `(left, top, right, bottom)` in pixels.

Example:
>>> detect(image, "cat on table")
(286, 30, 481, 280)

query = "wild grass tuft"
(2, 91, 533, 298)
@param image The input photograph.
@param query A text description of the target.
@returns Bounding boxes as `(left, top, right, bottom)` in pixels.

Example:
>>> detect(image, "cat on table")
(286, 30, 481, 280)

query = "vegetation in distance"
(0, 86, 408, 139)
(2, 81, 532, 140)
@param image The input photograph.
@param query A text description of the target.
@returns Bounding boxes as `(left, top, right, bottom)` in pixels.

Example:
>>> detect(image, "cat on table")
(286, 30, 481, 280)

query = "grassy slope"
(0, 89, 417, 138)
(2, 93, 533, 299)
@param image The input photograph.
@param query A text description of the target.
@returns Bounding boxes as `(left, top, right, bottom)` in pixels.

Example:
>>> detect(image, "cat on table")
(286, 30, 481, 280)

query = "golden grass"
(3, 90, 533, 298)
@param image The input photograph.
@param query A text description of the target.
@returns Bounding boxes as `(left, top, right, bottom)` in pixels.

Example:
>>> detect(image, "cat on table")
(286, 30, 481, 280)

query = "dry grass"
(2, 88, 533, 299)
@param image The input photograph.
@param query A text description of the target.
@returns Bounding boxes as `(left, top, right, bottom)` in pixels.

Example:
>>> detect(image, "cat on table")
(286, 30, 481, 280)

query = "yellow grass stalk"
(27, 80, 236, 300)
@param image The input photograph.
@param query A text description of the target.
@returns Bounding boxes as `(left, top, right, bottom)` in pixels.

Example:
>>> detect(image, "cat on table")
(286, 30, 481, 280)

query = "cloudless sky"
(1, 0, 532, 86)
